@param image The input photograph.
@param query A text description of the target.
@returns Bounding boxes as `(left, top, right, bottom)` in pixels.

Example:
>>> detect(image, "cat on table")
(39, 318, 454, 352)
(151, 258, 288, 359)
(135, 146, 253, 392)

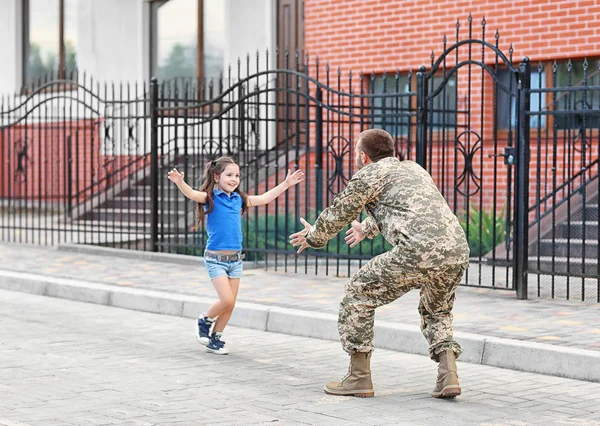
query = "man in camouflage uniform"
(290, 129, 469, 398)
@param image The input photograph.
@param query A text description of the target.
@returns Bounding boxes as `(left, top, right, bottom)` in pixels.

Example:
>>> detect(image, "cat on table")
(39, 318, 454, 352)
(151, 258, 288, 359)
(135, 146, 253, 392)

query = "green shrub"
(241, 212, 390, 261)
(177, 207, 508, 261)
(459, 205, 508, 257)
(173, 212, 390, 261)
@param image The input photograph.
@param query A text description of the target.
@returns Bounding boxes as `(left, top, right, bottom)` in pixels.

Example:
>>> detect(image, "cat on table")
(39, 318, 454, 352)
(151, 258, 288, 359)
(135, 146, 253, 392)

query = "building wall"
(0, 0, 22, 94)
(0, 0, 277, 92)
(0, 121, 147, 202)
(303, 0, 600, 216)
(76, 0, 147, 84)
(223, 0, 276, 73)
(304, 0, 600, 72)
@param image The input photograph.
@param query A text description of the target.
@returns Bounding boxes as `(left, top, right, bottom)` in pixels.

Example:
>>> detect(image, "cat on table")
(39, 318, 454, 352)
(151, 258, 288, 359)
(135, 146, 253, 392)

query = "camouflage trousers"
(338, 246, 468, 362)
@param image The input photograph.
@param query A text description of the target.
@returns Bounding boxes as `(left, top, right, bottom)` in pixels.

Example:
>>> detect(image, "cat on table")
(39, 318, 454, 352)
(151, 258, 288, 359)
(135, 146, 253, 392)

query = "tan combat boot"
(431, 348, 461, 398)
(324, 352, 374, 398)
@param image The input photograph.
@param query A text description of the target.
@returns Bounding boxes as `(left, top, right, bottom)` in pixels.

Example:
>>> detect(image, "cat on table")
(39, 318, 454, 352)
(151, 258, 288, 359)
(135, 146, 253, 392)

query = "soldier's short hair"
(357, 129, 395, 162)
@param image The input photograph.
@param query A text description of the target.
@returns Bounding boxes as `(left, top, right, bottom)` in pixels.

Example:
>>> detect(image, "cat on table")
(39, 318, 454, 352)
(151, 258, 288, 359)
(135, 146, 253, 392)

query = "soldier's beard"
(356, 155, 364, 169)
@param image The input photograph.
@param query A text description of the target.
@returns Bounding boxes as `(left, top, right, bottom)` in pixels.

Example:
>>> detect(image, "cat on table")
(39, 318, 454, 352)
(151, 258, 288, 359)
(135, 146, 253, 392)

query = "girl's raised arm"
(167, 168, 208, 204)
(248, 169, 304, 207)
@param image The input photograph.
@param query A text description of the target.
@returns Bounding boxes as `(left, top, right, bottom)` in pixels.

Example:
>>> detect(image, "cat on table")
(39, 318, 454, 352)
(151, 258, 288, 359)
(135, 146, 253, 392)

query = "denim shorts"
(204, 257, 244, 279)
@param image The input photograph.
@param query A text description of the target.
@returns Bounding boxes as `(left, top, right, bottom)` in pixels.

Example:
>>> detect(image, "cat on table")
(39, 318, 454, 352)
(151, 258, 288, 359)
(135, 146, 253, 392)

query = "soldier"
(289, 129, 469, 398)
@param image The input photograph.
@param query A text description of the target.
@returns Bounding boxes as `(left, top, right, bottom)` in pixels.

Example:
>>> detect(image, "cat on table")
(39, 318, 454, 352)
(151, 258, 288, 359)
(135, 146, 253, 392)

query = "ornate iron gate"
(414, 18, 529, 296)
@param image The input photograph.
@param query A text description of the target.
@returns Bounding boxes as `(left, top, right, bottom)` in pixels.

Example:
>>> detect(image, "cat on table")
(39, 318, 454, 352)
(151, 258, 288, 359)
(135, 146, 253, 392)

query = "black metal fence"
(1, 17, 599, 301)
(149, 54, 416, 280)
(528, 59, 600, 301)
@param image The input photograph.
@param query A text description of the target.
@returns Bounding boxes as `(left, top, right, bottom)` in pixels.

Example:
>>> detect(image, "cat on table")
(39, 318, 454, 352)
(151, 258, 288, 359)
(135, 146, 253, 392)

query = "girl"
(167, 157, 304, 355)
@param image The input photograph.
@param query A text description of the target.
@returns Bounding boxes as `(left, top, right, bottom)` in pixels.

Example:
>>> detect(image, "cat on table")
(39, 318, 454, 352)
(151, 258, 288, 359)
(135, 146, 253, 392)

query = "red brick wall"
(246, 137, 600, 225)
(0, 120, 147, 203)
(305, 0, 600, 72)
(304, 0, 600, 219)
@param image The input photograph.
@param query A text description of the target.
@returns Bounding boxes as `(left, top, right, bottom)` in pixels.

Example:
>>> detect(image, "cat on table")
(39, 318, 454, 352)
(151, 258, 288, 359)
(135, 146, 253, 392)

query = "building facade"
(1, 0, 599, 296)
(0, 0, 284, 94)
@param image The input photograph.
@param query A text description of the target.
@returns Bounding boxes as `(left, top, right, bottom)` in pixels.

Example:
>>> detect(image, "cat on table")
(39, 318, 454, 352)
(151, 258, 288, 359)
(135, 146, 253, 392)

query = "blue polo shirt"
(205, 189, 243, 251)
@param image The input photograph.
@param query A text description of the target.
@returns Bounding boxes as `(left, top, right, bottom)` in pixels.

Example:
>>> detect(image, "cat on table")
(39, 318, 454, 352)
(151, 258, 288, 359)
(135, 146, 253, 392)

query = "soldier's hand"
(345, 220, 365, 248)
(289, 217, 312, 254)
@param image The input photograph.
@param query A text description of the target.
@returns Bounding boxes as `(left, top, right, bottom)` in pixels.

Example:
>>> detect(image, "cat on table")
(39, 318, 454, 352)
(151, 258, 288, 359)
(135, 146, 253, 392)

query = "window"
(370, 73, 457, 135)
(554, 59, 600, 130)
(497, 69, 546, 129)
(150, 0, 225, 85)
(370, 74, 412, 136)
(428, 75, 458, 129)
(23, 0, 78, 88)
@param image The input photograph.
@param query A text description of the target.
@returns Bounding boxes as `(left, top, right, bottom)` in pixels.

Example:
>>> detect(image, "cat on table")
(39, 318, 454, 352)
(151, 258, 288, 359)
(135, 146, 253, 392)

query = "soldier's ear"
(361, 151, 370, 164)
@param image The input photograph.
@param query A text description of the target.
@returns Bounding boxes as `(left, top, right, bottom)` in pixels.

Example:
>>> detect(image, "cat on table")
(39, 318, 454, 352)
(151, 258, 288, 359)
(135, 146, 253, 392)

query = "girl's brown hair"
(192, 157, 249, 231)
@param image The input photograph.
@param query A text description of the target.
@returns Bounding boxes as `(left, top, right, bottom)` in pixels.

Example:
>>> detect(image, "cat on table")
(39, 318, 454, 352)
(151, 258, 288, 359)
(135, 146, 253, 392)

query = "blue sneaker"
(206, 332, 229, 355)
(197, 316, 214, 345)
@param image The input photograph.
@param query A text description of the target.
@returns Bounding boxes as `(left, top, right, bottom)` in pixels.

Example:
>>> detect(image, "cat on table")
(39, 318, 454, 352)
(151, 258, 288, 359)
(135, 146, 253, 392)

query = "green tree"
(26, 41, 77, 85)
(157, 43, 197, 81)
(64, 40, 78, 76)
(27, 43, 56, 82)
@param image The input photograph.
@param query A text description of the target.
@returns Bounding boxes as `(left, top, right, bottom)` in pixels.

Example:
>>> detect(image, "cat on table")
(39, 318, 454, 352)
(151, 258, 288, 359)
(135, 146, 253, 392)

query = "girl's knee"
(225, 300, 236, 312)
(220, 296, 236, 311)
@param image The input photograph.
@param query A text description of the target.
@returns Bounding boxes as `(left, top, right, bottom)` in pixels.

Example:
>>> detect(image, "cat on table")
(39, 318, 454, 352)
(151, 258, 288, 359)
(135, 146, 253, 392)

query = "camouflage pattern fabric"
(304, 157, 470, 361)
(338, 251, 467, 361)
(305, 158, 469, 268)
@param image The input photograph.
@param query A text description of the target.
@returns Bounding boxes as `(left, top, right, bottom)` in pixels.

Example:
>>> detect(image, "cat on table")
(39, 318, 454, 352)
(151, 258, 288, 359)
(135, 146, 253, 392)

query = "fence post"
(415, 66, 428, 168)
(150, 77, 159, 253)
(238, 85, 245, 154)
(514, 58, 531, 299)
(315, 87, 323, 213)
(66, 134, 73, 218)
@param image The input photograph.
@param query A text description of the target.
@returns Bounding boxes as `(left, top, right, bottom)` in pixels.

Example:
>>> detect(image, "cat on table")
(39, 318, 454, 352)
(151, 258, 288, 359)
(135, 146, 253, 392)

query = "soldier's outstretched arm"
(304, 177, 376, 249)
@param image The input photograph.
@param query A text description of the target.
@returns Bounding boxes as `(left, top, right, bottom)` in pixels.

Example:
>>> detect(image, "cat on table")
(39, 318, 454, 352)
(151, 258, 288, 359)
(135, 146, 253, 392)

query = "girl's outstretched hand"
(167, 168, 184, 184)
(285, 169, 305, 187)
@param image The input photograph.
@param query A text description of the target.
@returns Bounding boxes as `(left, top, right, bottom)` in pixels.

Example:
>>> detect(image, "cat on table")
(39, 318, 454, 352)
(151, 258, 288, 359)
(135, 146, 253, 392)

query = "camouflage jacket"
(305, 157, 470, 267)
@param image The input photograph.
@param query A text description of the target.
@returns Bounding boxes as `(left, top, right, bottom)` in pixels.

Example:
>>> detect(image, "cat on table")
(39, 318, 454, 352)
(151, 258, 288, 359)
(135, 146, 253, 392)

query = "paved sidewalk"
(3, 290, 600, 426)
(1, 242, 599, 353)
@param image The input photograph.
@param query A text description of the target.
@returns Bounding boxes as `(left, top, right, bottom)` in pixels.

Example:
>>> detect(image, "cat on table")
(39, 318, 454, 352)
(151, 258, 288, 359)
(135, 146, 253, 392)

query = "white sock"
(200, 314, 215, 323)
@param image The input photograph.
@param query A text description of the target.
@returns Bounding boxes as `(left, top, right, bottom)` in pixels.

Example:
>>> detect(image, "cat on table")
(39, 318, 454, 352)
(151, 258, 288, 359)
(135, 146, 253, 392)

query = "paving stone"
(2, 289, 600, 425)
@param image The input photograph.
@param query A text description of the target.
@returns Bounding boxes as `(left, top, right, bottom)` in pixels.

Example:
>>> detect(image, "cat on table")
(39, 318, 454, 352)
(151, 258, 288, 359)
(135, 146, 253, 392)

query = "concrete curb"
(56, 243, 206, 266)
(56, 244, 266, 270)
(1, 268, 599, 383)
